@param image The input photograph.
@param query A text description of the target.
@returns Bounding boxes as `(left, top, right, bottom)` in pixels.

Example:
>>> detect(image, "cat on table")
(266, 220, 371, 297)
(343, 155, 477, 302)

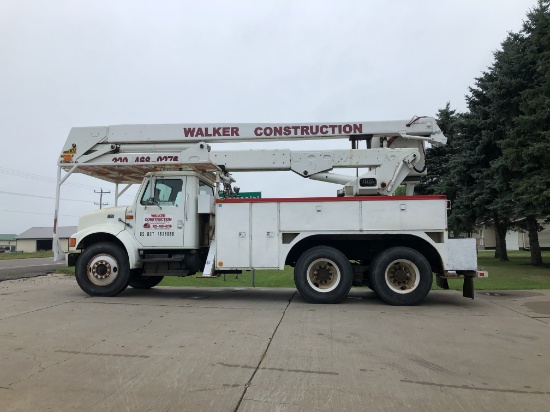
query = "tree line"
(416, 0, 550, 266)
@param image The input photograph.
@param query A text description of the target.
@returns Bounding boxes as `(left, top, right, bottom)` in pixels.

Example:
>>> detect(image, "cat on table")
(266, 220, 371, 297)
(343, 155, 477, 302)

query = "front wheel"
(370, 247, 432, 306)
(294, 246, 353, 304)
(75, 242, 131, 297)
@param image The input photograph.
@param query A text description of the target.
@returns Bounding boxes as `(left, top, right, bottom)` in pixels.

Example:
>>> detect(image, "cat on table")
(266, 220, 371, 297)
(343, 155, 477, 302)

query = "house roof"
(16, 226, 78, 240)
(0, 234, 16, 241)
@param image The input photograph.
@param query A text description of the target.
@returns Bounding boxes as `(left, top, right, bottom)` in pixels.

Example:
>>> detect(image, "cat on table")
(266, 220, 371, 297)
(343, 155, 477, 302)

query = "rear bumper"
(436, 269, 488, 300)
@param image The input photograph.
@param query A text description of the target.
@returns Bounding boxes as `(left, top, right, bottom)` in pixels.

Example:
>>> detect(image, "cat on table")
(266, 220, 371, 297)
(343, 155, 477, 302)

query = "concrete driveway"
(1, 276, 549, 411)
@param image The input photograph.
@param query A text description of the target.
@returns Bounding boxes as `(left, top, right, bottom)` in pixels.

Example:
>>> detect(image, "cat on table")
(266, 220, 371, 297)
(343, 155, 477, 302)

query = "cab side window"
(140, 179, 183, 206)
(199, 181, 214, 196)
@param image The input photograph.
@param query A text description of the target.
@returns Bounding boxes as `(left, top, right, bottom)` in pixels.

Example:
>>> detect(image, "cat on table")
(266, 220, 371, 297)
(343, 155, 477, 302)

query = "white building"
(16, 226, 77, 253)
(475, 224, 550, 250)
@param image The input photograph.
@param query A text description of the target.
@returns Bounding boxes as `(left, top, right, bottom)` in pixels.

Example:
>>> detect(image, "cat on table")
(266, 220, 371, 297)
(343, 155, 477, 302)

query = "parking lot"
(1, 275, 549, 411)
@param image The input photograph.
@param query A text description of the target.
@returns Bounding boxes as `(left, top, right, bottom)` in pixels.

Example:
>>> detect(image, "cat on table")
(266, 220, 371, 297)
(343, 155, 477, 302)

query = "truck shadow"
(114, 286, 478, 308)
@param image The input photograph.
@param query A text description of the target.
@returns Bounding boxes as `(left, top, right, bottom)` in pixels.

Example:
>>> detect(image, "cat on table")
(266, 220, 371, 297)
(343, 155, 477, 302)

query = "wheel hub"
(87, 254, 119, 286)
(94, 263, 109, 278)
(314, 265, 333, 284)
(385, 260, 419, 294)
(389, 265, 411, 286)
(306, 259, 341, 293)
(91, 260, 117, 280)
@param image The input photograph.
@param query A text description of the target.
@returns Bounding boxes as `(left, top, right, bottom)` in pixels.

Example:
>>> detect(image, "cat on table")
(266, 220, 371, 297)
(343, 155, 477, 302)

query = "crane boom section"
(105, 118, 442, 143)
(60, 117, 445, 166)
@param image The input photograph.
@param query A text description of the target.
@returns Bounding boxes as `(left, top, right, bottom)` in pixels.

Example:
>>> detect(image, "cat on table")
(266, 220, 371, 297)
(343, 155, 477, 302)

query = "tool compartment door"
(215, 202, 250, 269)
(251, 203, 279, 268)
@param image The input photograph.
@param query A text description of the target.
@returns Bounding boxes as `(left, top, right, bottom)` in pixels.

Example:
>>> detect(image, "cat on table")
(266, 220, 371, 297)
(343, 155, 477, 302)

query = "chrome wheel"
(87, 254, 119, 286)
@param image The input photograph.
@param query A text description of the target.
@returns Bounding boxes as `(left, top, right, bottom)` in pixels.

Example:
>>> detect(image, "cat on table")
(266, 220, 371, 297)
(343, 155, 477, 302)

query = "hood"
(78, 206, 128, 232)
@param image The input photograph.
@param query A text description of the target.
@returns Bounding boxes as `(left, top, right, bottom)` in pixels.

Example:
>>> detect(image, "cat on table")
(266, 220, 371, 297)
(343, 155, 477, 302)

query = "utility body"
(55, 117, 486, 305)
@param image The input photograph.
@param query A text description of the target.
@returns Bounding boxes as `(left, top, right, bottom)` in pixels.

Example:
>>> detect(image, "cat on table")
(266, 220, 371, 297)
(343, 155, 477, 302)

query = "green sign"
(219, 191, 261, 199)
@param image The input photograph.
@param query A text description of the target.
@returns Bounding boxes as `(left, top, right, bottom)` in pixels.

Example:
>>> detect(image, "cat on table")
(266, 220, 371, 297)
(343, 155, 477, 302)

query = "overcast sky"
(0, 0, 535, 235)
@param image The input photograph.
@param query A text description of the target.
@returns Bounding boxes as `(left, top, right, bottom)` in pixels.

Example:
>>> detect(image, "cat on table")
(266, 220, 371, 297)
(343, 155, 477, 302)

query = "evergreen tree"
(456, 73, 509, 258)
(413, 2, 549, 265)
(415, 103, 458, 196)
(440, 111, 482, 238)
(426, 35, 525, 258)
(501, 0, 550, 265)
(417, 104, 479, 237)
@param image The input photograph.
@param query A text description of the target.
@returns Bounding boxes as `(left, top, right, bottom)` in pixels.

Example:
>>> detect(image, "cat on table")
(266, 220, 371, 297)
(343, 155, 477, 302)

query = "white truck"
(55, 116, 486, 305)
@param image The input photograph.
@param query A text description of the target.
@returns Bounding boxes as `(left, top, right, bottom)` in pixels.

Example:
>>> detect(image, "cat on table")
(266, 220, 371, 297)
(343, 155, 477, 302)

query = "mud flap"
(463, 276, 475, 299)
(436, 276, 449, 290)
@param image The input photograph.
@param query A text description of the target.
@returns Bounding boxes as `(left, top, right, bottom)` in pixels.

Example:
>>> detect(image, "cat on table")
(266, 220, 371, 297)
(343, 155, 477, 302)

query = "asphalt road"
(1, 276, 550, 411)
(0, 257, 65, 281)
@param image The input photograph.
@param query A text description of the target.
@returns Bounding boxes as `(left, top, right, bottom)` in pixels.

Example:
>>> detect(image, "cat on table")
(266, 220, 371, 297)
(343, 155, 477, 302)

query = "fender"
(280, 230, 446, 271)
(72, 225, 142, 269)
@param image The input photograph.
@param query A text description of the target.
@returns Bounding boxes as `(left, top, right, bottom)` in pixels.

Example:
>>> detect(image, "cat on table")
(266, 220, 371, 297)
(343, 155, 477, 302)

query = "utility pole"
(94, 189, 110, 209)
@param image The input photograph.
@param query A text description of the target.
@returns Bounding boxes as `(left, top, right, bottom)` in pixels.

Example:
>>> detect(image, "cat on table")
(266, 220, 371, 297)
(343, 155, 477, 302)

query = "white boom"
(61, 117, 444, 148)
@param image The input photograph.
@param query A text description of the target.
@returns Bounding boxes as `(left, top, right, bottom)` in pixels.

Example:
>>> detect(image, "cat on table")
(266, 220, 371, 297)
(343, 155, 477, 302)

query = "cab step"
(196, 270, 242, 279)
(196, 273, 221, 278)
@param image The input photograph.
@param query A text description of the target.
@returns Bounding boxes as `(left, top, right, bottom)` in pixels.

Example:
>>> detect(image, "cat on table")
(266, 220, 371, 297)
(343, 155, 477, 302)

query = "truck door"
(135, 177, 187, 248)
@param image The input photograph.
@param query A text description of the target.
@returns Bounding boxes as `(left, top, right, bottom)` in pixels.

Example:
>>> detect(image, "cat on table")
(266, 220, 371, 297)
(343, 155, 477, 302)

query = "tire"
(75, 242, 131, 297)
(129, 274, 164, 289)
(366, 268, 379, 295)
(294, 246, 353, 304)
(370, 247, 432, 306)
(365, 279, 380, 297)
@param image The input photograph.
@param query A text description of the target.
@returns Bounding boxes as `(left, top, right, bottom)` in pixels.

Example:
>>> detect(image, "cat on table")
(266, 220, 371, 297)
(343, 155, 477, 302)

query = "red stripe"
(216, 195, 446, 204)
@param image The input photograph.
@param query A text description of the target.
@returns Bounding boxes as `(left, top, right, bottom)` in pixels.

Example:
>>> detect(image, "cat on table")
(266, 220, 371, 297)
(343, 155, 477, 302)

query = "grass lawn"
(159, 269, 292, 288)
(56, 250, 550, 290)
(161, 250, 550, 290)
(446, 250, 550, 291)
(0, 251, 54, 260)
(55, 267, 77, 276)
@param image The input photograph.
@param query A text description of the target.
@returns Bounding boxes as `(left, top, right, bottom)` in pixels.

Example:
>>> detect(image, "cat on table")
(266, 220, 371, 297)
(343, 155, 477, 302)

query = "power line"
(0, 190, 95, 203)
(0, 167, 96, 190)
(0, 166, 56, 182)
(0, 166, 136, 198)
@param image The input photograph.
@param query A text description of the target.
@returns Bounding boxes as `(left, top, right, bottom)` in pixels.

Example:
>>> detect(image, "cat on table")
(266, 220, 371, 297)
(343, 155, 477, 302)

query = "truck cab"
(68, 171, 215, 295)
(133, 171, 215, 250)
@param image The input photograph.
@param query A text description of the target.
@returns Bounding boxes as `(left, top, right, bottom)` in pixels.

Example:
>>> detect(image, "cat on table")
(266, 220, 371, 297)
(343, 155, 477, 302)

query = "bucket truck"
(54, 116, 486, 305)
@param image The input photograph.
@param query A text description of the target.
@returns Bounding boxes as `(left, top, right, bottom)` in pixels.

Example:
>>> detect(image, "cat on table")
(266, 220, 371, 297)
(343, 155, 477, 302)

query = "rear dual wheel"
(369, 247, 432, 306)
(294, 246, 353, 304)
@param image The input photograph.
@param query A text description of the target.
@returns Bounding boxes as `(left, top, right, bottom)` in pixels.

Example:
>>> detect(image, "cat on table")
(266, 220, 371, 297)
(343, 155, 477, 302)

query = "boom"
(58, 116, 445, 190)
(62, 117, 445, 148)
